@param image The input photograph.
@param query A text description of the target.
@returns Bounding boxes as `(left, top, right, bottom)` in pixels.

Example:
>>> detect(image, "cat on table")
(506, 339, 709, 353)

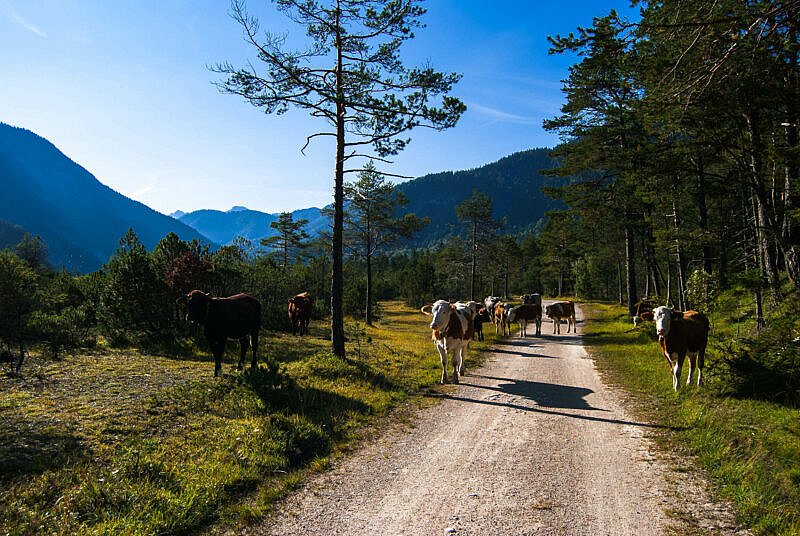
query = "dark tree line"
(539, 0, 800, 403)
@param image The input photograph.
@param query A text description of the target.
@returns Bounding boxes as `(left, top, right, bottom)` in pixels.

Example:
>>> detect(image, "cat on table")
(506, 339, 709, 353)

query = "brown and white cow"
(177, 290, 261, 377)
(288, 292, 313, 336)
(544, 301, 576, 334)
(421, 300, 475, 384)
(506, 303, 542, 337)
(653, 306, 709, 391)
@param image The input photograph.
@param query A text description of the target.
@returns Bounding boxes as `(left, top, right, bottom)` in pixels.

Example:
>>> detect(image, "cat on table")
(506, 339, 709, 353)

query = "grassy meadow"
(0, 301, 496, 535)
(581, 303, 800, 535)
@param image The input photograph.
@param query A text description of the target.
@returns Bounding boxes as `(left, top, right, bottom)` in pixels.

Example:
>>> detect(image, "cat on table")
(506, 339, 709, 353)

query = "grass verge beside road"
(0, 301, 494, 535)
(581, 303, 800, 535)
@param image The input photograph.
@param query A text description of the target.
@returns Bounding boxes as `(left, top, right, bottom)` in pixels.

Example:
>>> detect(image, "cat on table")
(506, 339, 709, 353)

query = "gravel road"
(250, 306, 742, 536)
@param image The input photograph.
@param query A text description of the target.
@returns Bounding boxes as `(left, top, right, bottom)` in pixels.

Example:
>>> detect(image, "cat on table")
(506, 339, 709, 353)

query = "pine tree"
(214, 0, 464, 357)
(261, 212, 310, 269)
(344, 161, 427, 324)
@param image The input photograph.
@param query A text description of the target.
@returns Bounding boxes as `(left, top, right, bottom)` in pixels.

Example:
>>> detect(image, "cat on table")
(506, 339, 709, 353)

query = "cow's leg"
(686, 352, 697, 386)
(459, 343, 467, 376)
(436, 343, 448, 384)
(452, 347, 460, 384)
(697, 350, 705, 386)
(210, 339, 225, 377)
(238, 338, 248, 370)
(672, 353, 684, 391)
(251, 330, 259, 370)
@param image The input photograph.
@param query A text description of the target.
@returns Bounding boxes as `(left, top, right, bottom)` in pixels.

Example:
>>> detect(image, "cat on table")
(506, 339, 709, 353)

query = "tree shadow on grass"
(0, 414, 89, 484)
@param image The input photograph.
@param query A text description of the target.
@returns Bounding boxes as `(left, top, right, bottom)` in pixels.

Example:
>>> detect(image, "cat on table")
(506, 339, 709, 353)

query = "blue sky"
(0, 0, 639, 215)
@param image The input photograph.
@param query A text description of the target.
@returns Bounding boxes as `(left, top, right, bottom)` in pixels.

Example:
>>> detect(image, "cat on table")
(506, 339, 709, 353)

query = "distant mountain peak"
(228, 206, 249, 213)
(169, 210, 186, 219)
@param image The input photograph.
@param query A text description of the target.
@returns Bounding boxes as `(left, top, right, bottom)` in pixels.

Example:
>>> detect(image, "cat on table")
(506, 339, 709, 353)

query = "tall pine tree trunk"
(470, 220, 477, 301)
(365, 252, 373, 326)
(331, 14, 345, 358)
(624, 221, 637, 316)
(695, 157, 713, 275)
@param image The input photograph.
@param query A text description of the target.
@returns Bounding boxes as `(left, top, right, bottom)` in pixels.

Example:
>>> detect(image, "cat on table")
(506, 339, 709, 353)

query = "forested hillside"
(0, 123, 213, 272)
(395, 148, 564, 245)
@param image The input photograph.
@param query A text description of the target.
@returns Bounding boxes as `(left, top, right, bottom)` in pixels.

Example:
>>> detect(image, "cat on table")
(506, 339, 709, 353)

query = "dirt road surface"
(250, 306, 742, 536)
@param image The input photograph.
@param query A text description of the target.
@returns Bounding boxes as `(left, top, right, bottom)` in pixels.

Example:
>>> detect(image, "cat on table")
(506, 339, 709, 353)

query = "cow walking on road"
(421, 300, 476, 384)
(177, 290, 261, 377)
(545, 301, 577, 334)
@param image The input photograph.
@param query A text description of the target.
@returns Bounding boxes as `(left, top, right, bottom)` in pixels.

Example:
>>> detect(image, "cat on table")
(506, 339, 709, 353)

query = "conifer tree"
(261, 212, 310, 269)
(214, 0, 464, 356)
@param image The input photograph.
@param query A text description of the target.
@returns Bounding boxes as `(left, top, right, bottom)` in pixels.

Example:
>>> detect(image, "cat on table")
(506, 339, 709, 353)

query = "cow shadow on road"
(468, 374, 601, 411)
(433, 376, 683, 431)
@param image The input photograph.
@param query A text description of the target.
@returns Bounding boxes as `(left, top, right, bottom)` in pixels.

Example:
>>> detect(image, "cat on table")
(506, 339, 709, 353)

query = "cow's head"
(421, 299, 453, 331)
(476, 307, 490, 321)
(176, 290, 211, 325)
(544, 304, 552, 318)
(653, 306, 683, 341)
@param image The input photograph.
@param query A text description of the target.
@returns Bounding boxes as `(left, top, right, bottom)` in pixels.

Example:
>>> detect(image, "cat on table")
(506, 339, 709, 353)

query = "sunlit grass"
(582, 302, 800, 535)
(0, 301, 492, 535)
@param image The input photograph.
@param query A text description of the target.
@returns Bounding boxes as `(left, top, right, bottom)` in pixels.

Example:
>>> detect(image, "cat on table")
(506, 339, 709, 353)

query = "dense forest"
(538, 1, 800, 403)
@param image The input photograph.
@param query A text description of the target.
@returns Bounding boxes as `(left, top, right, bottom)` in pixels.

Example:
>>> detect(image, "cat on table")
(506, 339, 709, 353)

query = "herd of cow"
(420, 294, 576, 385)
(174, 289, 709, 392)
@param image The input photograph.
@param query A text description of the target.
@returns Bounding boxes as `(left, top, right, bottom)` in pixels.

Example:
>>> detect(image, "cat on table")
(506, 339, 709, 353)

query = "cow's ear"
(421, 304, 433, 316)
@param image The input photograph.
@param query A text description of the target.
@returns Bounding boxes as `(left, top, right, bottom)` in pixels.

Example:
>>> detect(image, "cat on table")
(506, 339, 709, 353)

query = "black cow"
(177, 290, 261, 377)
(473, 307, 491, 341)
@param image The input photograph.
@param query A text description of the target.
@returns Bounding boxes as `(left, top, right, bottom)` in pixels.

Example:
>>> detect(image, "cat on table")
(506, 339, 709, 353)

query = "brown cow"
(653, 306, 709, 391)
(492, 302, 509, 336)
(544, 301, 576, 334)
(177, 290, 261, 377)
(288, 292, 313, 336)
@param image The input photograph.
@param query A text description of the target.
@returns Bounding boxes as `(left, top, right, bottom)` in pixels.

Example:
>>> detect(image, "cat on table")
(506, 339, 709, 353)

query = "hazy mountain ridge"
(175, 206, 329, 246)
(174, 148, 563, 247)
(0, 123, 213, 272)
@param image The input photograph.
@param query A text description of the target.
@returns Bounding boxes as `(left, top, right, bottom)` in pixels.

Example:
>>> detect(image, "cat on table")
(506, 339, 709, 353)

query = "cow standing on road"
(545, 301, 577, 334)
(506, 303, 542, 337)
(177, 290, 261, 377)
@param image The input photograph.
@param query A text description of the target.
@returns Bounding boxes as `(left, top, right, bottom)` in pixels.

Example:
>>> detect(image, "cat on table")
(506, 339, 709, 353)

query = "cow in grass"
(177, 290, 261, 377)
(288, 292, 313, 336)
(421, 300, 475, 384)
(653, 306, 710, 391)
